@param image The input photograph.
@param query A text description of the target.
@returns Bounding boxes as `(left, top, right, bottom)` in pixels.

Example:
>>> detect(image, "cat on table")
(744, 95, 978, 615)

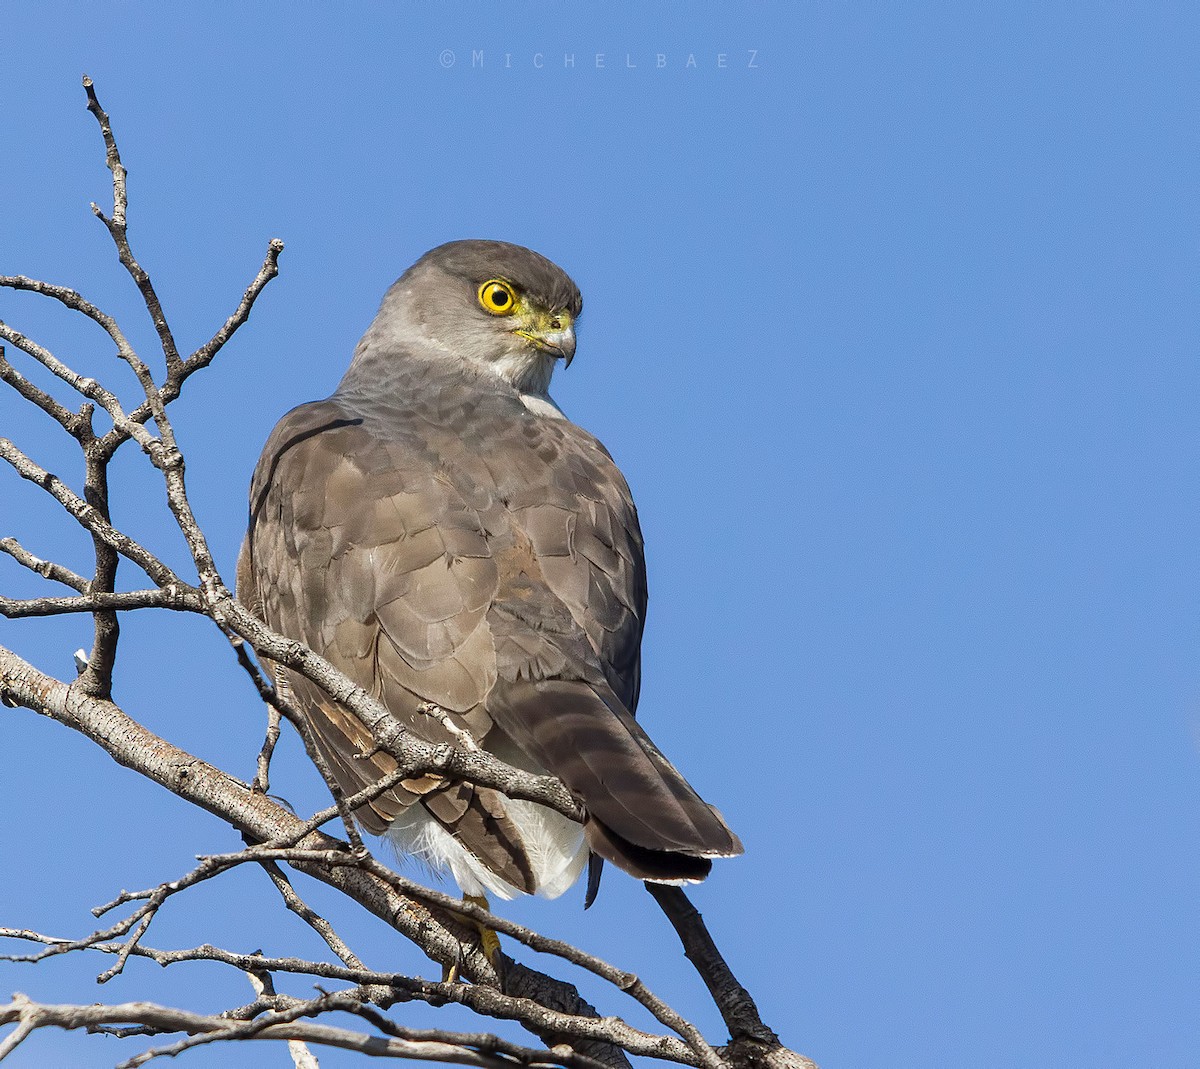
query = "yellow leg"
(463, 893, 502, 965)
(440, 893, 501, 984)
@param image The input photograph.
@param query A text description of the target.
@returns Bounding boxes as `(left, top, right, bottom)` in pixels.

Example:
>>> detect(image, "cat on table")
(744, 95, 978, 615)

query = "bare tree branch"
(0, 646, 694, 1065)
(253, 697, 284, 794)
(0, 537, 90, 592)
(229, 641, 368, 849)
(0, 586, 197, 618)
(0, 927, 686, 1065)
(645, 885, 816, 1069)
(0, 316, 153, 450)
(0, 645, 483, 973)
(0, 438, 181, 587)
(187, 238, 285, 369)
(0, 347, 88, 436)
(0, 992, 604, 1069)
(83, 73, 182, 377)
(257, 859, 370, 971)
(0, 274, 140, 363)
(93, 236, 283, 460)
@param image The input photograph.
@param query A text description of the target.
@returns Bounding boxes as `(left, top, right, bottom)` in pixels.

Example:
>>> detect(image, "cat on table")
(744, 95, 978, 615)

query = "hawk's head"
(367, 239, 583, 396)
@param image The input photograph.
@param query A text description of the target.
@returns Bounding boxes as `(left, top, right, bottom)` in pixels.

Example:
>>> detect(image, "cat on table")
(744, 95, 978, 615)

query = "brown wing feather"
(487, 677, 742, 859)
(240, 398, 536, 890)
(507, 419, 647, 712)
(240, 378, 738, 893)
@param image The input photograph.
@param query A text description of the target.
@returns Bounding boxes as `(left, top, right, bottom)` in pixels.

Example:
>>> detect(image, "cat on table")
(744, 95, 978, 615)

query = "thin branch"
(94, 237, 285, 459)
(0, 993, 585, 1069)
(0, 321, 154, 452)
(243, 971, 323, 1069)
(344, 1002, 612, 1069)
(0, 347, 87, 436)
(1, 897, 150, 970)
(0, 537, 89, 593)
(0, 585, 199, 618)
(90, 846, 350, 925)
(0, 315, 141, 699)
(115, 990, 351, 1068)
(256, 860, 369, 972)
(0, 930, 685, 1066)
(83, 75, 182, 377)
(253, 699, 283, 794)
(187, 238, 284, 369)
(356, 858, 723, 1069)
(276, 766, 430, 848)
(0, 274, 140, 363)
(645, 886, 770, 1042)
(78, 420, 121, 697)
(96, 914, 154, 985)
(0, 318, 166, 696)
(288, 1039, 321, 1069)
(231, 641, 366, 849)
(0, 438, 180, 587)
(0, 1012, 35, 1061)
(645, 885, 817, 1069)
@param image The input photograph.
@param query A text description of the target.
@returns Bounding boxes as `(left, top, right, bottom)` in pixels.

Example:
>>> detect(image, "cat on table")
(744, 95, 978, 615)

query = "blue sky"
(1, 3, 1198, 1066)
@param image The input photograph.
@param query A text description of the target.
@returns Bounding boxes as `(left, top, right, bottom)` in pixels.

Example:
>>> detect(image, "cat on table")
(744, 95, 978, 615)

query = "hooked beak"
(515, 319, 576, 367)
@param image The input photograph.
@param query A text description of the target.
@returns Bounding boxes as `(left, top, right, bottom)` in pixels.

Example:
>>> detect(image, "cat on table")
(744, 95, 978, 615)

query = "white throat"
(519, 391, 567, 420)
(489, 347, 557, 394)
(485, 347, 567, 418)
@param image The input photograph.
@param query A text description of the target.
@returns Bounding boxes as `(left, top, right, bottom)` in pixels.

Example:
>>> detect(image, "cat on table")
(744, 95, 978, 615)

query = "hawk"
(238, 240, 742, 909)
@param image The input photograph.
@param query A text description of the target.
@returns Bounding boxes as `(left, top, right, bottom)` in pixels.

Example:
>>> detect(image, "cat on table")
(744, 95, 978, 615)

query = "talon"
(440, 894, 500, 985)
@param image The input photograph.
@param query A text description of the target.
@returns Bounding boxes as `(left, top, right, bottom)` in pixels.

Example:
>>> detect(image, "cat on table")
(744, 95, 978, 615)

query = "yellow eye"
(478, 279, 517, 315)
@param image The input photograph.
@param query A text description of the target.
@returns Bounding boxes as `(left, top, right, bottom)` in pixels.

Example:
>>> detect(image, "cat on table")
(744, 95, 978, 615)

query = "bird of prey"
(238, 240, 742, 911)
